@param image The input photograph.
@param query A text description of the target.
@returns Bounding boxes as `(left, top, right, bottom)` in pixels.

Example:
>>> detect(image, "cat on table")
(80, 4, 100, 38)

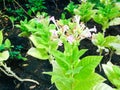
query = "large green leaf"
(44, 60, 73, 90)
(51, 50, 70, 70)
(75, 56, 103, 79)
(73, 73, 105, 90)
(103, 36, 117, 46)
(27, 47, 49, 60)
(29, 35, 48, 49)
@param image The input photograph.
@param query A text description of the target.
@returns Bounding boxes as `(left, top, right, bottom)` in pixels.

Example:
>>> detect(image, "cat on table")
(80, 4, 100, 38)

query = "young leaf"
(50, 50, 70, 70)
(4, 39, 11, 48)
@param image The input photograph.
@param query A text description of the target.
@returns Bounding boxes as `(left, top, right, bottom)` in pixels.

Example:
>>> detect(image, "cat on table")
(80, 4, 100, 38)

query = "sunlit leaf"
(93, 83, 114, 90)
(0, 30, 3, 46)
(0, 51, 9, 62)
(27, 47, 49, 60)
(109, 18, 120, 26)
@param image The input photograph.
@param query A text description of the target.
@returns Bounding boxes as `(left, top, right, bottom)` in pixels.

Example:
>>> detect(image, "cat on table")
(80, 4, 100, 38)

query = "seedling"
(93, 2, 120, 34)
(92, 32, 120, 61)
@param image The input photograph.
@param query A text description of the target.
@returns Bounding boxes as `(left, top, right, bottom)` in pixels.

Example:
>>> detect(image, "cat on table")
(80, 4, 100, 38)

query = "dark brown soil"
(0, 0, 120, 90)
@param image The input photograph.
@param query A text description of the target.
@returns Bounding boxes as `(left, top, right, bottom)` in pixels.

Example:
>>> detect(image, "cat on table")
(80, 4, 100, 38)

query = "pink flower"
(80, 28, 91, 39)
(58, 40, 63, 46)
(50, 16, 56, 23)
(50, 16, 59, 30)
(80, 26, 97, 40)
(67, 35, 75, 44)
(63, 25, 69, 33)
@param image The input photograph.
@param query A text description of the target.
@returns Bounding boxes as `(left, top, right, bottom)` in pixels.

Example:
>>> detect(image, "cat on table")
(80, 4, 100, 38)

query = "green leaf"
(27, 47, 49, 60)
(4, 39, 11, 48)
(113, 65, 120, 76)
(0, 51, 9, 62)
(18, 32, 30, 37)
(75, 56, 103, 79)
(65, 2, 78, 14)
(29, 35, 48, 49)
(73, 73, 105, 90)
(0, 30, 3, 46)
(74, 2, 95, 22)
(51, 50, 70, 70)
(92, 32, 105, 46)
(104, 36, 117, 47)
(43, 60, 73, 90)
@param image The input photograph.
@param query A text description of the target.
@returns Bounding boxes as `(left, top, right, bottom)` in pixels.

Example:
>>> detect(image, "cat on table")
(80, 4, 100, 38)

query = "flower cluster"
(50, 15, 97, 45)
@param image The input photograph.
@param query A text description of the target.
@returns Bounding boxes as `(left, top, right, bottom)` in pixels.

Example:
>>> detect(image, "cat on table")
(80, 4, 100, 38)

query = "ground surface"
(0, 0, 120, 90)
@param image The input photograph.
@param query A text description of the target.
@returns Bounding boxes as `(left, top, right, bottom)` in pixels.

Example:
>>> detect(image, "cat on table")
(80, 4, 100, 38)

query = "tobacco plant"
(74, 1, 95, 22)
(18, 14, 107, 90)
(91, 32, 120, 60)
(92, 1, 120, 33)
(17, 13, 58, 60)
(44, 41, 105, 90)
(18, 14, 98, 61)
(26, 0, 46, 16)
(65, 1, 95, 22)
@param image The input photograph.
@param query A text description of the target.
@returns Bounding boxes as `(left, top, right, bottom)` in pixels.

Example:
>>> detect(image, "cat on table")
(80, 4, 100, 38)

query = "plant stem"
(99, 49, 103, 72)
(109, 51, 113, 62)
(3, 0, 6, 9)
(13, 0, 33, 18)
(0, 62, 39, 85)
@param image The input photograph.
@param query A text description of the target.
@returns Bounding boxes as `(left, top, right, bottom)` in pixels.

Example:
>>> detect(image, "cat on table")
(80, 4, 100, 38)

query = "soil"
(0, 0, 120, 90)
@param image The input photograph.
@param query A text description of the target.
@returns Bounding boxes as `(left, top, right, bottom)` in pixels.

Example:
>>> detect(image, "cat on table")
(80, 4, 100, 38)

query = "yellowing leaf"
(93, 83, 114, 90)
(109, 18, 120, 26)
(0, 51, 9, 62)
(27, 47, 49, 60)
